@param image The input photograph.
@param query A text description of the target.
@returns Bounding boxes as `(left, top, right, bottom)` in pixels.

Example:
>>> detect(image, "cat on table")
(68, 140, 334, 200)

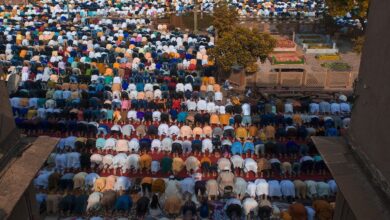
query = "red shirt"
(172, 99, 181, 110)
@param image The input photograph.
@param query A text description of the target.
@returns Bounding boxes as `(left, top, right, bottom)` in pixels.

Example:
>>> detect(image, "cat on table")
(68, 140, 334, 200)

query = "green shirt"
(161, 157, 173, 174)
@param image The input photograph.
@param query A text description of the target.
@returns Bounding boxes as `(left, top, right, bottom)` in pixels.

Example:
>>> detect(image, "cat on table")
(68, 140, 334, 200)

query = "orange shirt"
(208, 77, 216, 85)
(137, 92, 145, 100)
(193, 127, 203, 137)
(248, 125, 258, 137)
(112, 83, 121, 92)
(219, 114, 230, 125)
(202, 126, 212, 137)
(200, 156, 211, 165)
(113, 62, 120, 69)
(140, 154, 152, 169)
(113, 110, 121, 121)
(105, 68, 113, 76)
(20, 50, 27, 58)
(292, 114, 302, 125)
(141, 177, 153, 185)
(202, 77, 209, 85)
(210, 114, 220, 124)
(265, 125, 276, 140)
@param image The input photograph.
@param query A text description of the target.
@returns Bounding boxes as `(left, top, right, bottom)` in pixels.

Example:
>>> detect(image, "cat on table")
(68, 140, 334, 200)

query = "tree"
(325, 0, 369, 54)
(209, 27, 276, 75)
(325, 0, 370, 30)
(353, 36, 365, 54)
(212, 2, 238, 38)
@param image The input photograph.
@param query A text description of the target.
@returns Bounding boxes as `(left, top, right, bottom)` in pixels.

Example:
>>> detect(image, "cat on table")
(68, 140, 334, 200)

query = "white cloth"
(104, 138, 117, 150)
(87, 192, 103, 211)
(197, 100, 207, 111)
(201, 138, 213, 153)
(243, 198, 258, 215)
(247, 182, 257, 197)
(168, 125, 180, 137)
(129, 138, 140, 152)
(244, 158, 258, 173)
(112, 153, 128, 172)
(234, 177, 248, 196)
(151, 139, 162, 151)
(114, 176, 131, 191)
(230, 155, 244, 169)
(255, 179, 269, 196)
(158, 123, 169, 136)
(242, 103, 251, 116)
(126, 154, 140, 171)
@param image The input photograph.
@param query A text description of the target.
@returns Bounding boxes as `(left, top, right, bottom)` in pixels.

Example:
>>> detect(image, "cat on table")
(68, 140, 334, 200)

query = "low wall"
(273, 46, 297, 52)
(305, 48, 339, 54)
(256, 71, 357, 90)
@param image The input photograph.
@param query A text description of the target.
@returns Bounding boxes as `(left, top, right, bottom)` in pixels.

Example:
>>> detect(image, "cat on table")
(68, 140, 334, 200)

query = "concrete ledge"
(312, 137, 390, 220)
(0, 136, 59, 218)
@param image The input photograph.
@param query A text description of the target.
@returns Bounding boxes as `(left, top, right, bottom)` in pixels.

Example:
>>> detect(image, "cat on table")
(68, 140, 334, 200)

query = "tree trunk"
(194, 0, 198, 33)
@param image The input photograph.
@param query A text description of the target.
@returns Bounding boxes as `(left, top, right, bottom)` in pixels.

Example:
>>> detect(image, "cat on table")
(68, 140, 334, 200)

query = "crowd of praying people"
(0, 0, 326, 21)
(0, 0, 354, 219)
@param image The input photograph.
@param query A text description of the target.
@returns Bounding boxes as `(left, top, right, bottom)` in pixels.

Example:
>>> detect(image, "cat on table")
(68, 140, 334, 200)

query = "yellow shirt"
(235, 127, 248, 139)
(94, 177, 106, 192)
(27, 109, 37, 119)
(172, 157, 184, 172)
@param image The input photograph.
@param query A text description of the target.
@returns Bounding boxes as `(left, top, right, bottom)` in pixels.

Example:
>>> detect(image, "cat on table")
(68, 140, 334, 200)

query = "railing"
(255, 71, 357, 90)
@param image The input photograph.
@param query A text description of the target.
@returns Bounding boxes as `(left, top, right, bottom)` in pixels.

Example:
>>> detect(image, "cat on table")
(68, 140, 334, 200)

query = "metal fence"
(256, 71, 357, 90)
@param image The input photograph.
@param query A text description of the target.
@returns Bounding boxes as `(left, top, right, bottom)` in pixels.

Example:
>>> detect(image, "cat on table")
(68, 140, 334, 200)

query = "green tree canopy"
(326, 0, 369, 26)
(325, 0, 369, 54)
(210, 27, 276, 73)
(212, 2, 238, 37)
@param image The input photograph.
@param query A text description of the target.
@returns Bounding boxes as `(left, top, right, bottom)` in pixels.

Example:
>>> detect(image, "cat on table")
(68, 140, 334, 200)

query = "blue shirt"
(243, 142, 255, 154)
(96, 138, 106, 149)
(114, 195, 133, 211)
(231, 142, 243, 155)
(309, 103, 319, 114)
(319, 101, 330, 113)
(177, 112, 188, 123)
(326, 127, 338, 136)
(136, 82, 145, 92)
